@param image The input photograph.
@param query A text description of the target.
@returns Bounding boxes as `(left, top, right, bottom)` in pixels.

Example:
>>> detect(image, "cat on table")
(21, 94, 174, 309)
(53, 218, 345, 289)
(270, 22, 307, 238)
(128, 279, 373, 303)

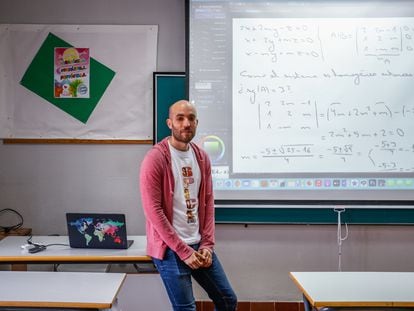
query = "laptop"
(66, 213, 134, 249)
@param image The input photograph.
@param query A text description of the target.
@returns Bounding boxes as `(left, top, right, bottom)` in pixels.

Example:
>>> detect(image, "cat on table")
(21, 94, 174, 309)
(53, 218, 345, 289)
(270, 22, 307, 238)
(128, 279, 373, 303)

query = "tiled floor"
(196, 301, 303, 311)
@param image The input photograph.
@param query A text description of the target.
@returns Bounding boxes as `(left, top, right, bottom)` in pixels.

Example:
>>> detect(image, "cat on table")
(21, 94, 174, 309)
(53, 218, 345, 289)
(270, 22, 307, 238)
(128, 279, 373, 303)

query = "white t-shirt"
(169, 142, 201, 245)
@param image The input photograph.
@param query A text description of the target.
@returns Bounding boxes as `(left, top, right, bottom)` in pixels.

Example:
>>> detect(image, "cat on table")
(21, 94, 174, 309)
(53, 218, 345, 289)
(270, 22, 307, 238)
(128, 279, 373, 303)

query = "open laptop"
(66, 213, 134, 249)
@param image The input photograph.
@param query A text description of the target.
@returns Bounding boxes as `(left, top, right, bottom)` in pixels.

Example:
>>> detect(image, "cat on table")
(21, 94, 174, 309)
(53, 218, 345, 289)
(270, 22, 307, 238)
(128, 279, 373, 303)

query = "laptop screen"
(66, 213, 132, 249)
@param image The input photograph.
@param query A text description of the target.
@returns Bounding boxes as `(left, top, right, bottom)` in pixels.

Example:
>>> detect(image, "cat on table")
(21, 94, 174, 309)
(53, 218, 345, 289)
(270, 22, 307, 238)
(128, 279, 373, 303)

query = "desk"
(290, 272, 414, 309)
(0, 235, 151, 271)
(0, 271, 125, 310)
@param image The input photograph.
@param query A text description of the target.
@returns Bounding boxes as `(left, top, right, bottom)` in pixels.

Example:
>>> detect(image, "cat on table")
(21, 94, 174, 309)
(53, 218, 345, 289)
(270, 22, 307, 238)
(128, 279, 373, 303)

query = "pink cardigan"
(139, 137, 215, 260)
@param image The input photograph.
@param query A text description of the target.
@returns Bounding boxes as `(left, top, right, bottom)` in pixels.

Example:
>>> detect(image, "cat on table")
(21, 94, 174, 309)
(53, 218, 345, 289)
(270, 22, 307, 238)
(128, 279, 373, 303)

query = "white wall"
(0, 143, 149, 235)
(212, 224, 414, 301)
(0, 0, 185, 72)
(1, 0, 414, 302)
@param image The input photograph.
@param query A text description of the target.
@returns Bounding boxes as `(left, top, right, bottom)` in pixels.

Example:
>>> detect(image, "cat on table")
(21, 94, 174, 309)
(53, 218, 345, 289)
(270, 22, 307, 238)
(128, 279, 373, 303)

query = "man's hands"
(198, 248, 212, 267)
(184, 248, 213, 269)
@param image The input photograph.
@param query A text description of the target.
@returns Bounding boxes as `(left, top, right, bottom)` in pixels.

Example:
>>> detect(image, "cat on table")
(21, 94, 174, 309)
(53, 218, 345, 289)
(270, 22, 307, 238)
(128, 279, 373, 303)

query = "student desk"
(0, 235, 151, 271)
(0, 271, 125, 310)
(290, 271, 414, 310)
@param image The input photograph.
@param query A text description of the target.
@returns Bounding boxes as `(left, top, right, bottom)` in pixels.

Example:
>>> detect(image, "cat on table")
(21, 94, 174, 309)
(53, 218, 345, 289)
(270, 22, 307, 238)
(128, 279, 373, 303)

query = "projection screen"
(187, 0, 414, 206)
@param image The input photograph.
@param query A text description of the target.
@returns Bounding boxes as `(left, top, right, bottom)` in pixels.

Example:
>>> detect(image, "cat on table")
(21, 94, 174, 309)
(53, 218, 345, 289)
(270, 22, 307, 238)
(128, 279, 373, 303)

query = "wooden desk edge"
(289, 272, 316, 307)
(3, 255, 152, 271)
(288, 272, 414, 308)
(0, 301, 112, 309)
(0, 273, 127, 309)
(3, 138, 153, 145)
(0, 255, 152, 262)
(308, 301, 414, 308)
(112, 273, 128, 307)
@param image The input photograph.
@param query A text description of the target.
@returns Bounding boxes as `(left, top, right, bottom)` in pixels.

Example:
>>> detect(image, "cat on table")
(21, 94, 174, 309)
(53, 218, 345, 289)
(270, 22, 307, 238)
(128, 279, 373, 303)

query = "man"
(140, 100, 237, 311)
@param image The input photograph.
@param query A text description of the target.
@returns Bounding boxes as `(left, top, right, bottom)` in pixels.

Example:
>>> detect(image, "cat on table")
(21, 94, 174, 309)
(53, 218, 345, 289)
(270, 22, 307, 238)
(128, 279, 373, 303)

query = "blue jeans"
(152, 245, 237, 311)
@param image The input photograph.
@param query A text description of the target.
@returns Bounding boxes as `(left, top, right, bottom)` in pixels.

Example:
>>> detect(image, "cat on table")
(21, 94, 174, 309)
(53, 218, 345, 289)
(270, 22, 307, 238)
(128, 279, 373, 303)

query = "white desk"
(0, 271, 125, 310)
(290, 271, 414, 309)
(0, 235, 151, 270)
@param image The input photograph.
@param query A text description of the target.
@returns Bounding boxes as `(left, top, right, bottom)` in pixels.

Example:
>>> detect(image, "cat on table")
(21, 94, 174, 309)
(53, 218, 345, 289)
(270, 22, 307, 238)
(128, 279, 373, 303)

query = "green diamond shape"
(20, 33, 115, 124)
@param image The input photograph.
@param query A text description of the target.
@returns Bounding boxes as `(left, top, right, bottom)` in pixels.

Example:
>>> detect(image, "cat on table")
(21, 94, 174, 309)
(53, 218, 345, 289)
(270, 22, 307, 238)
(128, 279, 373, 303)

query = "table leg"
(303, 294, 313, 311)
(11, 263, 28, 271)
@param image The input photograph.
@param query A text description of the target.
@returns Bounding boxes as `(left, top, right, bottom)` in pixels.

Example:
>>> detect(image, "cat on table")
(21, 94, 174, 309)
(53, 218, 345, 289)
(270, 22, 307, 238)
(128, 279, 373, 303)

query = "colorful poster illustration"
(54, 47, 90, 98)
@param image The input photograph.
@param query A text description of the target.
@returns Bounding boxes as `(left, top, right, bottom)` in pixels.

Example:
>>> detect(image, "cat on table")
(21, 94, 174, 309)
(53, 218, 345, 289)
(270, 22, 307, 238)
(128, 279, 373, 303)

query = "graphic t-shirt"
(169, 142, 201, 245)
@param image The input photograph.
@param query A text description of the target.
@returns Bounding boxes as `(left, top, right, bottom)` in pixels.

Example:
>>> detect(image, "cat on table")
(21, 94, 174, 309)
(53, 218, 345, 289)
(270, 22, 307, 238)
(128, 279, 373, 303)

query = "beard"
(171, 126, 196, 144)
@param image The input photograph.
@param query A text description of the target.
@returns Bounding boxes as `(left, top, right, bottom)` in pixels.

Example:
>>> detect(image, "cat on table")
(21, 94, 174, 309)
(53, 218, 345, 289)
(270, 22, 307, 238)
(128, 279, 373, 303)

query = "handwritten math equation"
(233, 18, 414, 173)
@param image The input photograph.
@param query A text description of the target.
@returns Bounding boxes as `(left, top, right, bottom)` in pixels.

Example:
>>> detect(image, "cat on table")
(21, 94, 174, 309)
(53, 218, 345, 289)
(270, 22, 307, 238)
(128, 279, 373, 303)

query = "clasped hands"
(184, 248, 212, 269)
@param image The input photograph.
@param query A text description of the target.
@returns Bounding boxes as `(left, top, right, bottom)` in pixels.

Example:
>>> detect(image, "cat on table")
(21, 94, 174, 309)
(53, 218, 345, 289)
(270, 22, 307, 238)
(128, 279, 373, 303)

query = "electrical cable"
(25, 236, 69, 254)
(0, 208, 24, 233)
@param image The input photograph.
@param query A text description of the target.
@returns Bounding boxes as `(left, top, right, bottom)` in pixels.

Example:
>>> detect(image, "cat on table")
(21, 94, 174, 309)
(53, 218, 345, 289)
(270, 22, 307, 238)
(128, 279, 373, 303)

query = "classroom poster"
(0, 24, 158, 139)
(54, 47, 90, 98)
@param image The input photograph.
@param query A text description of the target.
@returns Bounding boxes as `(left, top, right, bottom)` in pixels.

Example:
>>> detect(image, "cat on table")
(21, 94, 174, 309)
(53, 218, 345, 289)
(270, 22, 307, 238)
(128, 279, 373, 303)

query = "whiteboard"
(233, 18, 414, 174)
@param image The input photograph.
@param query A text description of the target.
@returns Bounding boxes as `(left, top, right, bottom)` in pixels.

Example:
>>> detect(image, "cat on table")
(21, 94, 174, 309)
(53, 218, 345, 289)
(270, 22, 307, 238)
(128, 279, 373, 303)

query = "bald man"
(140, 100, 237, 311)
